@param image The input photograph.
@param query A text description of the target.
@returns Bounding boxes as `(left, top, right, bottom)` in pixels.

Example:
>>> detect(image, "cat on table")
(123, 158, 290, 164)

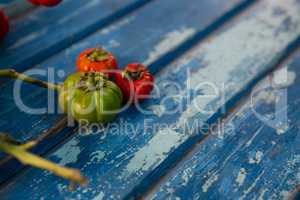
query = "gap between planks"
(0, 0, 154, 75)
(0, 0, 260, 189)
(148, 0, 258, 73)
(141, 43, 300, 200)
(1, 0, 37, 19)
(0, 0, 259, 187)
(0, 116, 71, 187)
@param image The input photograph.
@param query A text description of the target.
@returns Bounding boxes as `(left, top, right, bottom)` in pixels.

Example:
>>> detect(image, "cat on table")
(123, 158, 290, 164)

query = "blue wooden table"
(0, 0, 299, 199)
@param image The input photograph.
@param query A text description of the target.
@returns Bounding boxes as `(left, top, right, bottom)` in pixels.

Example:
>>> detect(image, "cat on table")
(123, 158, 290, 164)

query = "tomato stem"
(0, 133, 88, 187)
(87, 48, 109, 62)
(0, 69, 61, 91)
(126, 71, 142, 80)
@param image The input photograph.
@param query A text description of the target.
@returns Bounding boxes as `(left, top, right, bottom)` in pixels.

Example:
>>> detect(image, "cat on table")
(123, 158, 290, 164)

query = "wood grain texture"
(1, 0, 300, 199)
(149, 49, 300, 200)
(0, 0, 248, 185)
(0, 0, 141, 164)
(0, 0, 246, 142)
(0, 0, 34, 18)
(0, 0, 150, 72)
(0, 0, 17, 7)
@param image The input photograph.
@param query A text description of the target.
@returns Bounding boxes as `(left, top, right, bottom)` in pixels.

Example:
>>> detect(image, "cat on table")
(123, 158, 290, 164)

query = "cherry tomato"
(27, 0, 62, 7)
(0, 10, 9, 40)
(59, 72, 123, 123)
(115, 63, 154, 103)
(77, 47, 118, 77)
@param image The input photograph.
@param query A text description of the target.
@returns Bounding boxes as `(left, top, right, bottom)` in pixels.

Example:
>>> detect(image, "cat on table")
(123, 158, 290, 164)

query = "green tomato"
(59, 72, 123, 123)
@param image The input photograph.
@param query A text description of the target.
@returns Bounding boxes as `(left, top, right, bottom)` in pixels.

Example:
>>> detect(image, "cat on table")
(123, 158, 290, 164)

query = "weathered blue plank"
(1, 0, 300, 199)
(0, 0, 150, 72)
(0, 0, 16, 6)
(149, 49, 300, 200)
(0, 0, 248, 185)
(0, 0, 34, 18)
(0, 0, 246, 142)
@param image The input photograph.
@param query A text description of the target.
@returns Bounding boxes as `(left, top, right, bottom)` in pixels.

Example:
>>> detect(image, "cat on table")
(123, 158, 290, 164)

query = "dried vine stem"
(0, 69, 61, 91)
(0, 134, 87, 187)
(0, 70, 87, 187)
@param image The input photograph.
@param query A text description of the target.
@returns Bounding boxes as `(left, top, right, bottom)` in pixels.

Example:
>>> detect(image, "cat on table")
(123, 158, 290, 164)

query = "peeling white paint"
(279, 190, 290, 199)
(67, 41, 92, 52)
(254, 89, 277, 104)
(104, 39, 121, 49)
(9, 30, 46, 50)
(245, 126, 264, 147)
(166, 187, 175, 194)
(100, 16, 135, 35)
(202, 173, 219, 193)
(93, 191, 105, 200)
(138, 0, 299, 197)
(177, 0, 300, 126)
(276, 123, 289, 135)
(123, 129, 183, 176)
(148, 105, 166, 117)
(58, 0, 100, 24)
(143, 27, 196, 65)
(52, 138, 81, 165)
(249, 151, 263, 164)
(239, 170, 265, 200)
(257, 188, 268, 200)
(236, 168, 247, 187)
(2, 0, 300, 199)
(272, 67, 296, 89)
(181, 167, 193, 186)
(57, 183, 68, 194)
(90, 151, 105, 163)
(171, 95, 183, 104)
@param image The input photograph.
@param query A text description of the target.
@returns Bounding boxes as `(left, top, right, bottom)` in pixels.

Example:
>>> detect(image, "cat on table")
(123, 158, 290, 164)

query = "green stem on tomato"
(88, 48, 109, 62)
(0, 69, 62, 91)
(0, 133, 88, 187)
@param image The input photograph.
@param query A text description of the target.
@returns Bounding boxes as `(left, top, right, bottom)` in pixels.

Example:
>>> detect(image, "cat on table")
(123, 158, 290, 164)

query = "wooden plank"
(0, 0, 34, 18)
(0, 0, 16, 7)
(0, 0, 245, 146)
(0, 0, 249, 184)
(0, 0, 35, 19)
(1, 0, 300, 199)
(0, 0, 150, 72)
(148, 49, 300, 200)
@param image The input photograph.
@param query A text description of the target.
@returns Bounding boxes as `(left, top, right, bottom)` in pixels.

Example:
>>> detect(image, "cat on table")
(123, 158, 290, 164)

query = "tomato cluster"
(76, 47, 155, 104)
(57, 47, 155, 123)
(0, 4, 153, 124)
(0, 47, 153, 123)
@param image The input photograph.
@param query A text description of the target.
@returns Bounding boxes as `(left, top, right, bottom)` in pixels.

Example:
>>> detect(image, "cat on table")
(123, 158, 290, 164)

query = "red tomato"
(27, 0, 62, 6)
(77, 48, 118, 77)
(115, 63, 154, 103)
(0, 10, 9, 40)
